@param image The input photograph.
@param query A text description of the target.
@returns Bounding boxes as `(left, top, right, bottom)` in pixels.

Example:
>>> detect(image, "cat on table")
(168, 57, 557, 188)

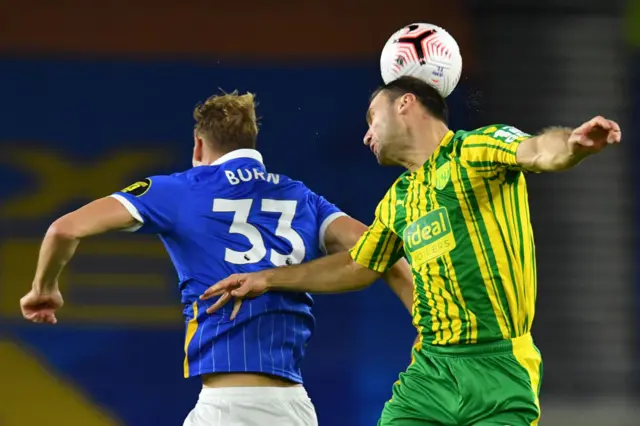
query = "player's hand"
(20, 288, 64, 324)
(200, 272, 269, 315)
(569, 116, 621, 155)
(202, 292, 245, 320)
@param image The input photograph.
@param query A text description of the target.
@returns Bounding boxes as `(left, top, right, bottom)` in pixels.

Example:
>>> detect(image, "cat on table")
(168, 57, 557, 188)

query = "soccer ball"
(380, 23, 463, 98)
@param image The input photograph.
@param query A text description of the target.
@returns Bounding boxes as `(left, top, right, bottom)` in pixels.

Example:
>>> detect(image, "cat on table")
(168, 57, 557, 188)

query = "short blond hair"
(193, 90, 258, 151)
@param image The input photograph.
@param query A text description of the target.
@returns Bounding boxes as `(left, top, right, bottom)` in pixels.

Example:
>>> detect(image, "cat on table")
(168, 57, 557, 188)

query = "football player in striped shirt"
(202, 76, 621, 425)
(19, 90, 414, 426)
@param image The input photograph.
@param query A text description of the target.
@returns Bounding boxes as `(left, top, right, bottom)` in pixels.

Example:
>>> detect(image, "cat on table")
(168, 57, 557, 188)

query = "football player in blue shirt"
(20, 90, 414, 426)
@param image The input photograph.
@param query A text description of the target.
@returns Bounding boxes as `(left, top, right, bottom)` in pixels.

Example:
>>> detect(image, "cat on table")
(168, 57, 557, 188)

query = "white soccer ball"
(380, 23, 463, 98)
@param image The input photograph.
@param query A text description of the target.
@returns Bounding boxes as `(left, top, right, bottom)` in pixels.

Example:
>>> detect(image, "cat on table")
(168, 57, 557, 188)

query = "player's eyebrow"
(366, 108, 372, 125)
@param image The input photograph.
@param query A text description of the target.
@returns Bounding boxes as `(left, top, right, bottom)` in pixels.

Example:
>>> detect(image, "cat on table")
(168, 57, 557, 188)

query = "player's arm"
(461, 118, 621, 175)
(254, 210, 400, 295)
(324, 216, 413, 313)
(202, 216, 406, 310)
(32, 197, 139, 294)
(516, 117, 621, 172)
(32, 176, 180, 295)
(203, 251, 377, 307)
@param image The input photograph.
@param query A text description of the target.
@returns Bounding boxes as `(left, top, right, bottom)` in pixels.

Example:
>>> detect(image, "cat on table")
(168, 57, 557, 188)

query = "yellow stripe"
(462, 135, 521, 172)
(431, 164, 476, 343)
(500, 184, 529, 334)
(505, 178, 527, 334)
(450, 160, 511, 339)
(406, 172, 426, 346)
(476, 178, 521, 335)
(464, 178, 514, 338)
(422, 263, 443, 344)
(512, 334, 542, 425)
(447, 255, 475, 344)
(439, 254, 466, 344)
(377, 181, 400, 272)
(351, 218, 386, 271)
(411, 292, 424, 351)
(465, 134, 519, 153)
(350, 219, 381, 267)
(410, 168, 446, 345)
(371, 225, 393, 271)
(505, 175, 536, 334)
(183, 301, 199, 378)
(518, 179, 537, 329)
(502, 181, 524, 286)
(380, 181, 398, 229)
(394, 176, 423, 393)
(424, 165, 456, 345)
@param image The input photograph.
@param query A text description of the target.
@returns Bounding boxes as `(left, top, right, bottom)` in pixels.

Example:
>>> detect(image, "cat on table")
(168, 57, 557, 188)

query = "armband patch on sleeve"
(121, 178, 152, 197)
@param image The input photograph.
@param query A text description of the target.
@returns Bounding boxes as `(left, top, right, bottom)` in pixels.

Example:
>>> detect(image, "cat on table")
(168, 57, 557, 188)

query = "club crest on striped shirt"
(435, 163, 451, 190)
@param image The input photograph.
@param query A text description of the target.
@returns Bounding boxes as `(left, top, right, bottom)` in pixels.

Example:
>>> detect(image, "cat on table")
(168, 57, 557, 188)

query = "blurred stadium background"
(0, 0, 638, 424)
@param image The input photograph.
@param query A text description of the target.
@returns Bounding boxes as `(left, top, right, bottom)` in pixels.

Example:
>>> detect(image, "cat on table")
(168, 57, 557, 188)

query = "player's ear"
(192, 133, 204, 167)
(397, 93, 416, 115)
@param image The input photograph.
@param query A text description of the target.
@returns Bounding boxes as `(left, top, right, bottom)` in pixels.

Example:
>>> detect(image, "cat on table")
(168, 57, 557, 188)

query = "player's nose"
(363, 129, 373, 145)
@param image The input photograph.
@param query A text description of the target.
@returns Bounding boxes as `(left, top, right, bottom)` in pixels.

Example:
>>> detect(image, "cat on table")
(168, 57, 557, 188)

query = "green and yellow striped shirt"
(350, 125, 537, 346)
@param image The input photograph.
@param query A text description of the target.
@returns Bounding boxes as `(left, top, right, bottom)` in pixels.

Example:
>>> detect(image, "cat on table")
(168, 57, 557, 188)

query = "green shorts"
(379, 333, 543, 426)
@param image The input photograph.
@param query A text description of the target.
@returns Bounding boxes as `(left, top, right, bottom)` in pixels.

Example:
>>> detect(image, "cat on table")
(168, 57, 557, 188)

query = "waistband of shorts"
(199, 385, 309, 401)
(419, 333, 534, 356)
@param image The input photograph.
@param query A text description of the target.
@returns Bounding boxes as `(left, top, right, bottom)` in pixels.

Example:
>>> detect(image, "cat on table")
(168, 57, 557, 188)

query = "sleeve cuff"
(109, 194, 144, 232)
(349, 247, 389, 274)
(318, 212, 348, 253)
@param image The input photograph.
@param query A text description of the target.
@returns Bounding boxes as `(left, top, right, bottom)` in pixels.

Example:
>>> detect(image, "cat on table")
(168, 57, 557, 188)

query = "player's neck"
(398, 122, 449, 172)
(202, 149, 228, 165)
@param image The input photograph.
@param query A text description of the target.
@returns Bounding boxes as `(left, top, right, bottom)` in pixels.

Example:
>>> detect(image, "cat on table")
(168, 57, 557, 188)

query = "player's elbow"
(48, 216, 82, 241)
(521, 151, 573, 173)
(346, 256, 382, 290)
(516, 130, 575, 172)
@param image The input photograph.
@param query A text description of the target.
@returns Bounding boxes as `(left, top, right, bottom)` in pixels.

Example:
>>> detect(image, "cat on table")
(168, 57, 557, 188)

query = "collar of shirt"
(210, 149, 264, 166)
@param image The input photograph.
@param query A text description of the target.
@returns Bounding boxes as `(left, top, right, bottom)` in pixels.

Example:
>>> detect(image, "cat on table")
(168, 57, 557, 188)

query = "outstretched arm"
(516, 116, 621, 172)
(23, 175, 180, 324)
(21, 197, 138, 325)
(33, 197, 137, 293)
(203, 214, 407, 313)
(201, 250, 380, 316)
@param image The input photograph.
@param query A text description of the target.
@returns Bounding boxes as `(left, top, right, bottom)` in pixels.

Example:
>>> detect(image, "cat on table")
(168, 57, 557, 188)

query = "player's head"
(192, 90, 259, 166)
(364, 76, 448, 166)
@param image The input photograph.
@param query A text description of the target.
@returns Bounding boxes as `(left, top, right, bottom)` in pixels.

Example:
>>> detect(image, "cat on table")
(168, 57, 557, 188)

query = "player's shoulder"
(118, 171, 189, 197)
(268, 174, 335, 208)
(152, 169, 193, 187)
(276, 174, 321, 201)
(455, 124, 531, 144)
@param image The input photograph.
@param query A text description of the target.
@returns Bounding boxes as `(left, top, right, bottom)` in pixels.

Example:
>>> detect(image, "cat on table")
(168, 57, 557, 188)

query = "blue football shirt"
(111, 149, 345, 383)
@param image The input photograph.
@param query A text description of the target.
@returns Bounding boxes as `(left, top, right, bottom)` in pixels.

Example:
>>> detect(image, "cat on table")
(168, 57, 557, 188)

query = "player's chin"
(376, 154, 394, 166)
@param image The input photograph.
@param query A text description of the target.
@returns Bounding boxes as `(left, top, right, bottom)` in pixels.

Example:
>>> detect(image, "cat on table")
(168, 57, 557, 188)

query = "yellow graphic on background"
(0, 149, 167, 218)
(0, 238, 181, 325)
(0, 340, 121, 425)
(0, 147, 182, 325)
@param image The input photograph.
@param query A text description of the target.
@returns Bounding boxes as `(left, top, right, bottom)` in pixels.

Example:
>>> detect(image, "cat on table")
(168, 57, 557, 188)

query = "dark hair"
(372, 76, 448, 124)
(193, 90, 258, 152)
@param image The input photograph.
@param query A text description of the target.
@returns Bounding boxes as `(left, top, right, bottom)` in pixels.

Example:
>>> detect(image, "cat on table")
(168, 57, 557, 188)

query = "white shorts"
(182, 386, 318, 426)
